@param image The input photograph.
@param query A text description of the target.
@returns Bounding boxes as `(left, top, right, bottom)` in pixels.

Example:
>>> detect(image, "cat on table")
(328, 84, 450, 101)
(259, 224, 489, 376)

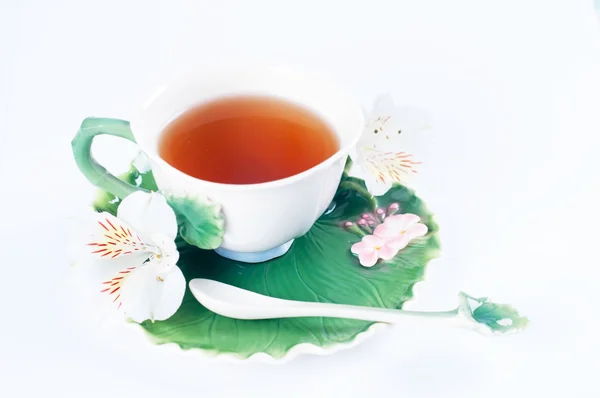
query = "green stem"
(359, 224, 373, 234)
(459, 291, 487, 303)
(396, 308, 460, 318)
(346, 225, 367, 237)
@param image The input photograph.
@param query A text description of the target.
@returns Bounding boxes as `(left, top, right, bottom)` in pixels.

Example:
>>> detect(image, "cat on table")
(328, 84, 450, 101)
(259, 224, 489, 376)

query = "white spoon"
(188, 278, 525, 334)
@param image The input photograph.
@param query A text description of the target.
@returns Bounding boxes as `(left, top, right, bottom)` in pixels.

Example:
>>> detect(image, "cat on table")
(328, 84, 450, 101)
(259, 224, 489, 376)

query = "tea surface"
(158, 96, 339, 184)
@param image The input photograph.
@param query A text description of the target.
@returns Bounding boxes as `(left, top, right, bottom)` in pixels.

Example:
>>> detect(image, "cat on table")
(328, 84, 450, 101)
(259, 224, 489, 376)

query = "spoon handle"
(263, 300, 460, 325)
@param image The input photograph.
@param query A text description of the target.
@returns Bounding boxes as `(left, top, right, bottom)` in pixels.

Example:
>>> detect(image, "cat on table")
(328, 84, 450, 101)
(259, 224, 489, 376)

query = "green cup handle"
(71, 117, 150, 199)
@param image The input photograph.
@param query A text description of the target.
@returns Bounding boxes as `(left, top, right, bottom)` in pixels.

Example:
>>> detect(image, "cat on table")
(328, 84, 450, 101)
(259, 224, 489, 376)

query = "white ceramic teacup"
(72, 66, 364, 263)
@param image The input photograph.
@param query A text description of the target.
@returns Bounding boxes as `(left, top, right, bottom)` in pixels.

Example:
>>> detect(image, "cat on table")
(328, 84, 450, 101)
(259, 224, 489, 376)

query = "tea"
(158, 96, 339, 184)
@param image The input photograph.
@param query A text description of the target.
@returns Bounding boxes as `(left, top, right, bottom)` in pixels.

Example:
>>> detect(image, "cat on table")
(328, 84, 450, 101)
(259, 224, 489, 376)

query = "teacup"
(72, 66, 364, 263)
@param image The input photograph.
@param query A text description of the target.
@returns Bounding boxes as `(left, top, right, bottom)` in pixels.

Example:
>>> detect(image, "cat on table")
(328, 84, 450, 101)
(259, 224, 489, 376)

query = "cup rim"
(130, 64, 364, 191)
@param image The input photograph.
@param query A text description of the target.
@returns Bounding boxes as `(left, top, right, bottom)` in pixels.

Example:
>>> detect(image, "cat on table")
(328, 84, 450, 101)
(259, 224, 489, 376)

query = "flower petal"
(406, 223, 428, 239)
(373, 223, 395, 239)
(117, 191, 178, 241)
(378, 244, 398, 260)
(388, 105, 431, 135)
(69, 247, 151, 322)
(355, 95, 430, 190)
(351, 240, 370, 254)
(74, 251, 149, 290)
(387, 235, 410, 251)
(358, 249, 379, 267)
(362, 172, 393, 196)
(362, 234, 386, 247)
(119, 262, 186, 323)
(85, 212, 154, 260)
(360, 148, 420, 187)
(383, 213, 421, 233)
(99, 265, 138, 309)
(402, 213, 422, 226)
(382, 214, 406, 228)
(357, 96, 390, 146)
(361, 95, 430, 146)
(368, 105, 431, 151)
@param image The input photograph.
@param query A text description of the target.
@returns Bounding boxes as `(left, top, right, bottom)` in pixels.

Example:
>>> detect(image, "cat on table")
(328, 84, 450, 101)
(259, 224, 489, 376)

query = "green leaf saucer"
(92, 165, 441, 361)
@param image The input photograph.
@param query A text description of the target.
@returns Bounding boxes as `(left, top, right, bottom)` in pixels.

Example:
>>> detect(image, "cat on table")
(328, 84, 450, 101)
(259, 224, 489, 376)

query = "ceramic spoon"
(188, 279, 524, 334)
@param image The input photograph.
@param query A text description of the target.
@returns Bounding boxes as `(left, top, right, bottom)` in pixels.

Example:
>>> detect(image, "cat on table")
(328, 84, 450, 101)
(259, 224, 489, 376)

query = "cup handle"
(71, 117, 150, 199)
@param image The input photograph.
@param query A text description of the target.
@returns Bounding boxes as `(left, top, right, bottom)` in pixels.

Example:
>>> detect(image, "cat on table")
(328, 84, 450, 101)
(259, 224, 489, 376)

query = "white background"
(1, 0, 600, 397)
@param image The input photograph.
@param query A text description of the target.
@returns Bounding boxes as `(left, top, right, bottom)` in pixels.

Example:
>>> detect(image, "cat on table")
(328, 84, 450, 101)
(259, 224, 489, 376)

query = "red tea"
(158, 96, 339, 185)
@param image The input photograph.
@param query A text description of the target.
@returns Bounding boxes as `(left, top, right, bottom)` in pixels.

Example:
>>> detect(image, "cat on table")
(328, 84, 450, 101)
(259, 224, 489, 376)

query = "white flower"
(78, 191, 185, 323)
(350, 94, 431, 196)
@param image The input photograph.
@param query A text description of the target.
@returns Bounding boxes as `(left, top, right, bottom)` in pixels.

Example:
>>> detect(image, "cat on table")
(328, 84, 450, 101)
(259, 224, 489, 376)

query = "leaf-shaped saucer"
(90, 164, 443, 362)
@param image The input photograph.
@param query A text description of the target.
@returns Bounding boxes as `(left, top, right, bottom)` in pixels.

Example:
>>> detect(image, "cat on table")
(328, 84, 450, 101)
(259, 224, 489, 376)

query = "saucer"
(91, 162, 440, 361)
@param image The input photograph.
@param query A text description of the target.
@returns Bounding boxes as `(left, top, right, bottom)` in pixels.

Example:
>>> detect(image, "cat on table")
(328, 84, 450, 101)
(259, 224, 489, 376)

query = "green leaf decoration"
(457, 292, 529, 334)
(471, 302, 529, 333)
(165, 194, 225, 250)
(93, 165, 441, 359)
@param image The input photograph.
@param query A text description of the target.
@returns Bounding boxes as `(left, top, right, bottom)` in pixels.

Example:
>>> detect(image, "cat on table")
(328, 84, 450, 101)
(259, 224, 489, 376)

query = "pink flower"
(351, 235, 398, 267)
(373, 213, 428, 251)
